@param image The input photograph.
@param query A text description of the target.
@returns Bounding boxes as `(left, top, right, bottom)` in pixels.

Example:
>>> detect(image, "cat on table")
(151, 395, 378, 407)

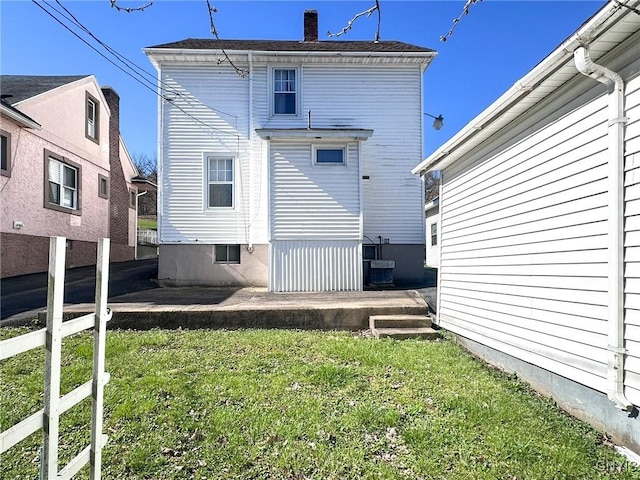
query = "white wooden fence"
(0, 237, 112, 479)
(137, 228, 157, 246)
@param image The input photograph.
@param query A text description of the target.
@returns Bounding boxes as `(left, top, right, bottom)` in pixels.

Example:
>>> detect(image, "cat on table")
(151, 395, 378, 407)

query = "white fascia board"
(143, 48, 435, 65)
(412, 0, 640, 176)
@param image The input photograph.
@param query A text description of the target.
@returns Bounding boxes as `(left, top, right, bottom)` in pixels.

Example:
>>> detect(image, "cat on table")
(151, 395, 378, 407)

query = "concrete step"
(369, 314, 432, 330)
(372, 327, 440, 340)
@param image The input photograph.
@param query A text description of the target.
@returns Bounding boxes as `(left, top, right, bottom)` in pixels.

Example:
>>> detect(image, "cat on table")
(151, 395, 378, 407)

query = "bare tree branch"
(327, 0, 381, 42)
(206, 1, 249, 78)
(109, 0, 153, 13)
(440, 0, 483, 42)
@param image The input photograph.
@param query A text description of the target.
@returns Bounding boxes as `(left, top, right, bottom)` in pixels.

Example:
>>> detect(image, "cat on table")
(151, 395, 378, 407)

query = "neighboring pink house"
(0, 75, 137, 277)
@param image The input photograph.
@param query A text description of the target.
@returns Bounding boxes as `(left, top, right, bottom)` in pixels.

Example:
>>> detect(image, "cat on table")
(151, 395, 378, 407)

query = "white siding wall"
(159, 64, 268, 245)
(270, 140, 360, 240)
(425, 204, 440, 268)
(159, 62, 424, 247)
(270, 240, 362, 292)
(439, 92, 611, 393)
(302, 65, 424, 244)
(624, 69, 640, 405)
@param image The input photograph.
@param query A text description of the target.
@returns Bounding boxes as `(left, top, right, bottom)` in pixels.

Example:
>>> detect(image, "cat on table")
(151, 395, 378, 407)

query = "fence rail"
(137, 228, 157, 245)
(0, 236, 111, 479)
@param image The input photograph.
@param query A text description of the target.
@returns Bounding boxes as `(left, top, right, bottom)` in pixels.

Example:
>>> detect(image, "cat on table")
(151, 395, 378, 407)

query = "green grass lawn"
(137, 218, 157, 230)
(1, 328, 638, 479)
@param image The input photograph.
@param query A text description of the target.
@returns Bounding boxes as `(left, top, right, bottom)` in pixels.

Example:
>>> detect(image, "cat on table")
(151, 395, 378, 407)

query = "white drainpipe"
(574, 46, 633, 411)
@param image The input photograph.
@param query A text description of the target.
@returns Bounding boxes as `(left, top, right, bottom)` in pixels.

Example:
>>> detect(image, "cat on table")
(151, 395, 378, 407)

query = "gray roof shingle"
(146, 38, 434, 54)
(0, 75, 90, 104)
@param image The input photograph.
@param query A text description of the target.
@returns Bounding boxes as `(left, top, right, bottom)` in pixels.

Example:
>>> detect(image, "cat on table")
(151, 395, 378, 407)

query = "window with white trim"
(215, 244, 240, 264)
(431, 223, 438, 246)
(86, 92, 99, 143)
(273, 68, 297, 115)
(314, 146, 346, 165)
(47, 153, 80, 211)
(207, 157, 234, 208)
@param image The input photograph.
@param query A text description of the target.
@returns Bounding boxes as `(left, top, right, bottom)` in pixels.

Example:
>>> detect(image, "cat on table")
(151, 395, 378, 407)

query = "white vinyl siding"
(439, 91, 610, 394)
(301, 65, 424, 244)
(270, 240, 361, 292)
(624, 69, 640, 405)
(159, 64, 267, 244)
(270, 140, 360, 240)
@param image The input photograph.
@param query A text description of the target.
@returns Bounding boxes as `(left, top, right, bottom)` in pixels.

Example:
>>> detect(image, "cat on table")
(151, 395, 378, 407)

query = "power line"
(49, 0, 239, 120)
(32, 0, 240, 135)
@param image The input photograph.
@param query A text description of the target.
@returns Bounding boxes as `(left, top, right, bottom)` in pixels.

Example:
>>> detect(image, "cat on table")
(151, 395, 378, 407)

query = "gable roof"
(0, 75, 90, 105)
(412, 0, 640, 176)
(0, 98, 41, 129)
(147, 38, 434, 54)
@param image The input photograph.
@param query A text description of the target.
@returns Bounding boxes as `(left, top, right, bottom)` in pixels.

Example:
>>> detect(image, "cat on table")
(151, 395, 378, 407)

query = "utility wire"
(49, 0, 238, 120)
(32, 0, 239, 135)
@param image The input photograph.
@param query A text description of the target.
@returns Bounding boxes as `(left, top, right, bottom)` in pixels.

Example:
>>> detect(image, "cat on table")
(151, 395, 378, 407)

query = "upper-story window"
(1, 129, 10, 177)
(46, 150, 81, 213)
(273, 68, 297, 115)
(86, 92, 99, 143)
(207, 157, 234, 208)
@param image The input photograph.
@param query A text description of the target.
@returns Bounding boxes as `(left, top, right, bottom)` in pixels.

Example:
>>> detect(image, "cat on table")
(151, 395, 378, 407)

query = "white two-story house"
(145, 10, 436, 291)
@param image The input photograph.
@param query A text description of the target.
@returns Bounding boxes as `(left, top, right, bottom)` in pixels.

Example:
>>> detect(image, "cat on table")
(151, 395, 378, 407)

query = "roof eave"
(0, 104, 42, 129)
(412, 0, 639, 176)
(144, 47, 436, 60)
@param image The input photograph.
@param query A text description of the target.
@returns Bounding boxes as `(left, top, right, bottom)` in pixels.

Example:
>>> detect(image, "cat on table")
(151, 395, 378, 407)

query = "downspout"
(574, 46, 633, 412)
(247, 51, 254, 253)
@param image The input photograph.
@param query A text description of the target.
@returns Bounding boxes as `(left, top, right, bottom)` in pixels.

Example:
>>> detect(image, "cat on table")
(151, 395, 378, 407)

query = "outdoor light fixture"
(424, 113, 444, 130)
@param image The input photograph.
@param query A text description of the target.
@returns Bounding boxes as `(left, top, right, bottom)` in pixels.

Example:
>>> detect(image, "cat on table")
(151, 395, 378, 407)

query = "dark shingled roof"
(0, 75, 90, 104)
(147, 38, 434, 53)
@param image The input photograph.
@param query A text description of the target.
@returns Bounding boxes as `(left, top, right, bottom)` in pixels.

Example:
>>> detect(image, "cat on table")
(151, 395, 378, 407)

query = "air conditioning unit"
(369, 260, 395, 286)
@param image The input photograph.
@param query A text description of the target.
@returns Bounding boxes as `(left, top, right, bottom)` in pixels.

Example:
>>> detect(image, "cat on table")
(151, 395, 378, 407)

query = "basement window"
(215, 244, 240, 264)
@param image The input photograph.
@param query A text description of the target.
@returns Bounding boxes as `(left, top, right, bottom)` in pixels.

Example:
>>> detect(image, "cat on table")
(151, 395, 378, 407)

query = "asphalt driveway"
(1, 258, 159, 322)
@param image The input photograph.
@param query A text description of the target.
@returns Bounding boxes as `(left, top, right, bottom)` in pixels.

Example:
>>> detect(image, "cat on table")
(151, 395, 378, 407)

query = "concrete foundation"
(158, 243, 269, 287)
(453, 334, 640, 453)
(159, 243, 425, 288)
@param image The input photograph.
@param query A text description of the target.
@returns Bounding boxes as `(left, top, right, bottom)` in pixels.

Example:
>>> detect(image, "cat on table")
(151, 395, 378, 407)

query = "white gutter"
(574, 46, 633, 412)
(0, 104, 41, 130)
(412, 0, 637, 176)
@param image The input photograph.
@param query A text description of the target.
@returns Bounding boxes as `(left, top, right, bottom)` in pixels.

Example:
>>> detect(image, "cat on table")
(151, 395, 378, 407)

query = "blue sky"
(1, 0, 604, 162)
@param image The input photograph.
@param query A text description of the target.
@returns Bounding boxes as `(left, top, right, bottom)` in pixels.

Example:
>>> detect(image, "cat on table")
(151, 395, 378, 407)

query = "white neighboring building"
(145, 10, 435, 291)
(425, 197, 439, 268)
(413, 0, 640, 452)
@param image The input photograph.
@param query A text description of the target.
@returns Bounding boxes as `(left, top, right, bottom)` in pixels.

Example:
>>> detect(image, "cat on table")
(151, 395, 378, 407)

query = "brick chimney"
(101, 86, 130, 247)
(304, 10, 318, 42)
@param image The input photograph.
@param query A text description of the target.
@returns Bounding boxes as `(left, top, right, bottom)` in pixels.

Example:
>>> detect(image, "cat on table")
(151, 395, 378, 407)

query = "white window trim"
(269, 66, 301, 118)
(204, 154, 236, 210)
(312, 144, 348, 167)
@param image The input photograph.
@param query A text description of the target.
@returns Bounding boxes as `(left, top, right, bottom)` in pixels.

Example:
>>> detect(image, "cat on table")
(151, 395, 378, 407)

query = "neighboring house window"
(86, 92, 99, 143)
(207, 157, 234, 208)
(98, 174, 109, 199)
(215, 244, 240, 264)
(315, 146, 346, 165)
(130, 188, 137, 209)
(431, 223, 438, 246)
(0, 129, 10, 177)
(273, 68, 297, 115)
(45, 151, 81, 213)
